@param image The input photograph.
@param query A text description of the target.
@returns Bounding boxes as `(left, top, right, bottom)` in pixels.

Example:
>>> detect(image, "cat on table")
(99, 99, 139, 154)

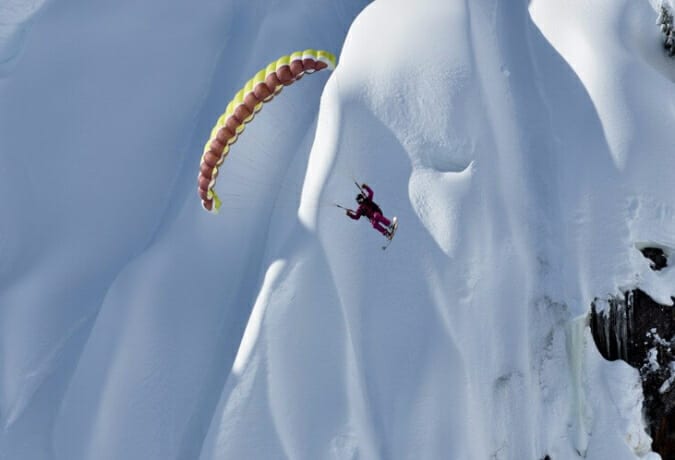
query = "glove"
(361, 183, 367, 188)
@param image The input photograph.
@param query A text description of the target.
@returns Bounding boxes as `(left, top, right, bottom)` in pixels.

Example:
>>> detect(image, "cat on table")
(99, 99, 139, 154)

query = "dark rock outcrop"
(590, 247, 675, 458)
(659, 5, 675, 57)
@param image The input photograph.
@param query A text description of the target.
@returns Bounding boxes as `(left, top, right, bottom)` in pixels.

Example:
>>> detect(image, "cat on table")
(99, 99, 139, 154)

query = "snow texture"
(0, 0, 673, 458)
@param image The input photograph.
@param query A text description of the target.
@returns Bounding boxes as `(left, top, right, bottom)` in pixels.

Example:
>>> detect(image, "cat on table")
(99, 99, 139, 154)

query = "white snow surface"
(0, 0, 674, 459)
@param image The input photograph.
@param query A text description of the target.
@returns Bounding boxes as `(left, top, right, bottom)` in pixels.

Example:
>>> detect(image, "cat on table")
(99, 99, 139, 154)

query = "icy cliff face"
(1, 0, 673, 458)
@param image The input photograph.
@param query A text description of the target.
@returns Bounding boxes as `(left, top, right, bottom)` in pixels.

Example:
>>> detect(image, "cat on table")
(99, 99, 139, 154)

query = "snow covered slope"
(0, 0, 673, 458)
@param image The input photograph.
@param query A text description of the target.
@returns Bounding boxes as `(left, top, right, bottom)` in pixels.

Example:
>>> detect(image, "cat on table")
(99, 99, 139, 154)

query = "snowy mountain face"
(1, 0, 674, 459)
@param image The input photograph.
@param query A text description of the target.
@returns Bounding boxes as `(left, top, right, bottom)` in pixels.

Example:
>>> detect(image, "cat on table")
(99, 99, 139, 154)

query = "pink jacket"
(347, 185, 382, 220)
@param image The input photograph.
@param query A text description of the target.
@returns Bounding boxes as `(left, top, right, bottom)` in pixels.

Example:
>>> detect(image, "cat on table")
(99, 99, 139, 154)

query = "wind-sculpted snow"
(205, 0, 670, 458)
(0, 0, 369, 458)
(0, 0, 672, 458)
(0, 0, 50, 74)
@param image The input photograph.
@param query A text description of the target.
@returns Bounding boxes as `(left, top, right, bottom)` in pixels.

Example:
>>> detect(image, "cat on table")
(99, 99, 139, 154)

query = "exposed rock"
(590, 247, 675, 458)
(641, 246, 668, 271)
(658, 5, 675, 57)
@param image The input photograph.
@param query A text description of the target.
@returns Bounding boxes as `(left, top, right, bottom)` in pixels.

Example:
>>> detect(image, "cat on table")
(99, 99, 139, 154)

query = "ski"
(381, 216, 398, 250)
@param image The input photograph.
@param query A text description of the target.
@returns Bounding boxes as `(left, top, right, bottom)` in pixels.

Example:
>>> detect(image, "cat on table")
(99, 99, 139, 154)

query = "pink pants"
(370, 212, 391, 235)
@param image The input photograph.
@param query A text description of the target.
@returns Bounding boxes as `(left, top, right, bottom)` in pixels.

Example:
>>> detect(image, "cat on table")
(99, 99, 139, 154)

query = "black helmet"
(356, 193, 365, 203)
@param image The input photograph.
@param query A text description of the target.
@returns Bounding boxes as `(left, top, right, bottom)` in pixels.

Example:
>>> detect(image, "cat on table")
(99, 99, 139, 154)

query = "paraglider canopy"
(198, 49, 337, 212)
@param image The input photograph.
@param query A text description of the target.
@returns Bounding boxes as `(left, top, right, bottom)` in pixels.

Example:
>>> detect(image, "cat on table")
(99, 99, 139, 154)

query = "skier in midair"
(345, 183, 397, 239)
